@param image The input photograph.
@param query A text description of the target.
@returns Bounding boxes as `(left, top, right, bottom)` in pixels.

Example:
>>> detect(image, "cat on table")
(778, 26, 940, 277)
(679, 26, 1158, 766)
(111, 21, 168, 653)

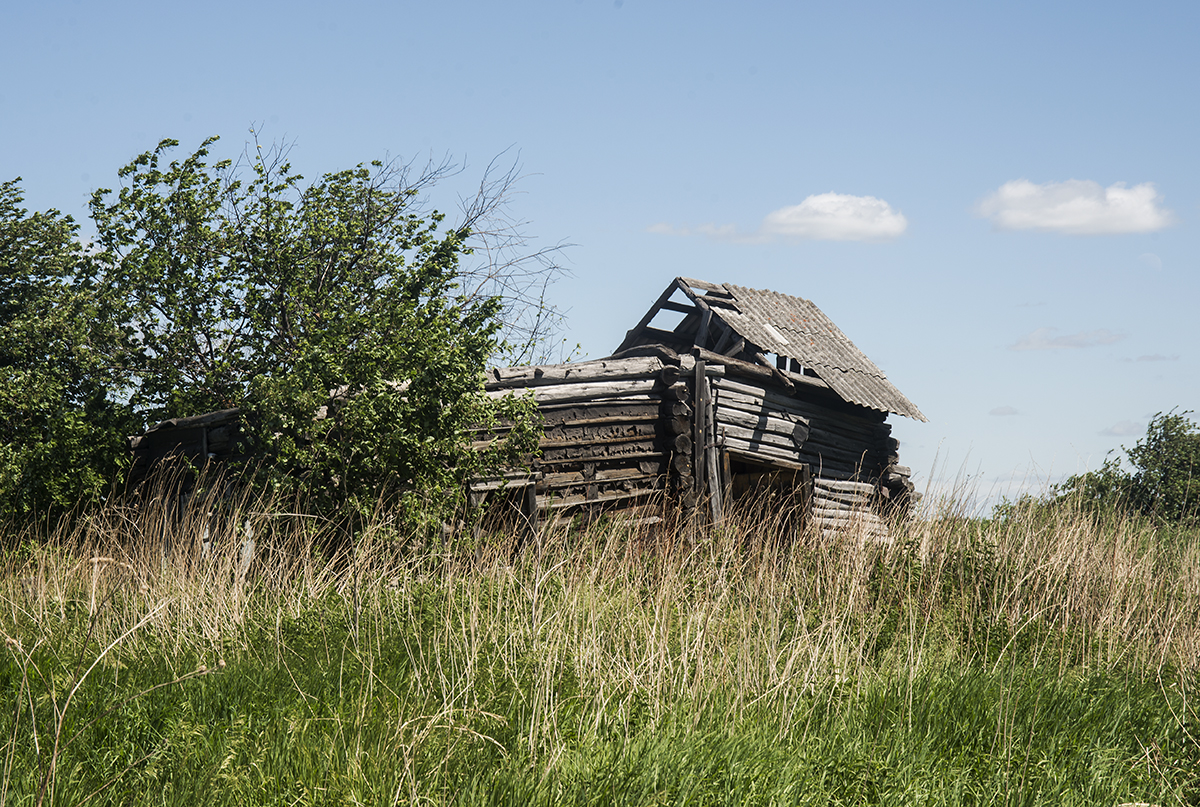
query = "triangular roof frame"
(616, 277, 926, 421)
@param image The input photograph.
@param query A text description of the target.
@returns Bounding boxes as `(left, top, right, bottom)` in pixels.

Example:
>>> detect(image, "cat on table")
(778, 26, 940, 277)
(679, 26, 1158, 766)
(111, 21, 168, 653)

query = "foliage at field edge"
(995, 411, 1200, 528)
(1, 137, 554, 522)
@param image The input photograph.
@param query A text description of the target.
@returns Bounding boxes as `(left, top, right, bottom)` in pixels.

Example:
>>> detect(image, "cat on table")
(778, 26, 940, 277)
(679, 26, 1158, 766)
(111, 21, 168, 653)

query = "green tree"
(1, 136, 550, 522)
(87, 135, 542, 516)
(1055, 411, 1200, 525)
(0, 180, 137, 522)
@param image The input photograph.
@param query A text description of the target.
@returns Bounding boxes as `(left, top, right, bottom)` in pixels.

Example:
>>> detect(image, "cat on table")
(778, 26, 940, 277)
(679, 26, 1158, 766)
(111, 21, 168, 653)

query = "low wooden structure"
(476, 277, 925, 539)
(128, 277, 924, 539)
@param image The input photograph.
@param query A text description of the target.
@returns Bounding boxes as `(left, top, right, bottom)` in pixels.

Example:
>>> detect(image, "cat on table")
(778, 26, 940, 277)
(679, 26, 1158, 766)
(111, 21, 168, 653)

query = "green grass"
(2, 488, 1199, 805)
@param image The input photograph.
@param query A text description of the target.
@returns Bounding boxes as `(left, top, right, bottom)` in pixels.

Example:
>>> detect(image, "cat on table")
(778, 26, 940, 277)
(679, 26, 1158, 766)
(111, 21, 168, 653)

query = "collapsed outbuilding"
(129, 277, 924, 538)
(472, 277, 925, 538)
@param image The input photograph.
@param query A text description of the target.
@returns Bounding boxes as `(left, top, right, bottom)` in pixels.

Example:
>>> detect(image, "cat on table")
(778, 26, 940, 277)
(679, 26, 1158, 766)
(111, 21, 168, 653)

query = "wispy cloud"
(978, 179, 1173, 234)
(1010, 327, 1125, 351)
(645, 222, 739, 239)
(647, 192, 907, 243)
(1125, 353, 1180, 362)
(989, 406, 1019, 416)
(1100, 420, 1142, 436)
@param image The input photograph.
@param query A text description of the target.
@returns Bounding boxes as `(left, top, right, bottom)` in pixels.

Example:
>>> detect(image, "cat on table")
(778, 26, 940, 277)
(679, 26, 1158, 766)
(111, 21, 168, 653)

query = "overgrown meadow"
(2, 484, 1199, 806)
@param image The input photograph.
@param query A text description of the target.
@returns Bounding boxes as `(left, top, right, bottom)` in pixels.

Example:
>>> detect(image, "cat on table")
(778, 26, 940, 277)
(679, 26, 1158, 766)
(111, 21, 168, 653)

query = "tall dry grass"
(2, 478, 1198, 803)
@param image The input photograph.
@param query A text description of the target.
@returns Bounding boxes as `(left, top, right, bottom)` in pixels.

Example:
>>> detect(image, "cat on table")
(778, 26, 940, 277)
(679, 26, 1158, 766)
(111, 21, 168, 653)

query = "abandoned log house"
(128, 277, 924, 538)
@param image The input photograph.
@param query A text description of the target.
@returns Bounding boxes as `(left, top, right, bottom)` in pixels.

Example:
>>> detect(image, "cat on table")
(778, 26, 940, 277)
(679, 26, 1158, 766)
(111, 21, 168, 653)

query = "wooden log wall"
(127, 409, 244, 487)
(484, 357, 686, 516)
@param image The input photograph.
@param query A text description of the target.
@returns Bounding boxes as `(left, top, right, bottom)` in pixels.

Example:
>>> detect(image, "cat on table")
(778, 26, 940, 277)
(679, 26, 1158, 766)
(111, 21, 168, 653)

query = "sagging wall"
(483, 346, 915, 534)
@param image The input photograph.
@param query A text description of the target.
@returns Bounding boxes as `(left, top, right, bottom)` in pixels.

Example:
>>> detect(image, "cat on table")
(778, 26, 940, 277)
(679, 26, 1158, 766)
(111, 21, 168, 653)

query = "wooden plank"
(614, 277, 690, 354)
(814, 478, 876, 495)
(678, 277, 729, 294)
(714, 378, 882, 435)
(486, 379, 659, 404)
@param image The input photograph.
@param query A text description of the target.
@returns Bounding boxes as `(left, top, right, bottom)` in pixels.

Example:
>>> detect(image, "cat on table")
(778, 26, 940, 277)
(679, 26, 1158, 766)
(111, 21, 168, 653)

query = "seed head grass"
(1, 480, 1198, 805)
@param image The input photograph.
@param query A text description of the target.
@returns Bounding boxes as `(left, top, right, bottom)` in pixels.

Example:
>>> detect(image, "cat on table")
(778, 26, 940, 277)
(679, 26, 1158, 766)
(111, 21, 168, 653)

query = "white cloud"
(1100, 420, 1142, 436)
(989, 406, 1019, 416)
(761, 193, 907, 241)
(1010, 327, 1125, 351)
(647, 192, 907, 244)
(978, 179, 1173, 234)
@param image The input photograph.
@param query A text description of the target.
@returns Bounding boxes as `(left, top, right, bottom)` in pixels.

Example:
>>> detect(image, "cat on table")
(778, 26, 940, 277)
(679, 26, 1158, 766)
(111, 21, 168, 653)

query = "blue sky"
(4, 1, 1197, 507)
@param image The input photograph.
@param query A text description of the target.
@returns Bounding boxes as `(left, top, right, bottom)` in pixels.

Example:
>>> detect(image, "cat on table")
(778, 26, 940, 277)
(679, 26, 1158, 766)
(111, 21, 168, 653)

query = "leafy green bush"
(2, 136, 552, 522)
(1057, 410, 1200, 525)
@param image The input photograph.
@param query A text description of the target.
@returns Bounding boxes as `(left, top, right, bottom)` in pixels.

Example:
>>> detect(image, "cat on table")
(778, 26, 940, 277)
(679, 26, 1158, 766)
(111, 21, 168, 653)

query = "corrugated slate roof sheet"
(686, 280, 926, 421)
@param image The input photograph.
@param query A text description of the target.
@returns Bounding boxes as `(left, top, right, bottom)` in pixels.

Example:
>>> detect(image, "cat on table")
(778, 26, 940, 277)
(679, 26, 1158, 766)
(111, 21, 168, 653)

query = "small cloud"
(1010, 327, 1125, 351)
(1100, 420, 1142, 436)
(989, 406, 1019, 416)
(648, 192, 907, 244)
(646, 222, 686, 236)
(978, 179, 1173, 235)
(760, 193, 907, 242)
(1137, 252, 1163, 271)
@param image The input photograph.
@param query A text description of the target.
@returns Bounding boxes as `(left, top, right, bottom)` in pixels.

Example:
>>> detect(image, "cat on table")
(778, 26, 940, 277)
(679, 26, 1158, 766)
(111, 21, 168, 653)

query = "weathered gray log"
(722, 436, 803, 464)
(694, 358, 707, 495)
(810, 495, 865, 513)
(815, 478, 876, 495)
(485, 357, 665, 389)
(715, 409, 809, 443)
(703, 375, 723, 522)
(714, 383, 885, 443)
(540, 401, 662, 424)
(679, 354, 726, 376)
(716, 423, 805, 452)
(539, 486, 663, 511)
(542, 467, 661, 487)
(722, 447, 809, 472)
(812, 486, 873, 506)
(486, 379, 659, 404)
(812, 507, 886, 524)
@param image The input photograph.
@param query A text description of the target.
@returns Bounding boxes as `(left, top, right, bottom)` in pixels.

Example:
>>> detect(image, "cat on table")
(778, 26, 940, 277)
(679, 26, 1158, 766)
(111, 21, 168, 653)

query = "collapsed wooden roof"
(616, 277, 926, 422)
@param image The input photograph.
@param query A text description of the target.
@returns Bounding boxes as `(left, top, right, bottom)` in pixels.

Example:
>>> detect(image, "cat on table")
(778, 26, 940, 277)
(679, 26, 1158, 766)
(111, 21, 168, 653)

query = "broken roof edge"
(621, 277, 928, 422)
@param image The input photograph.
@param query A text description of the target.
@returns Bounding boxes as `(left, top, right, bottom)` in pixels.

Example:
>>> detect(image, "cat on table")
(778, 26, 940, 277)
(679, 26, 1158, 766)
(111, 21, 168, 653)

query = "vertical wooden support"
(523, 482, 539, 545)
(704, 374, 723, 524)
(693, 355, 706, 498)
(721, 445, 733, 511)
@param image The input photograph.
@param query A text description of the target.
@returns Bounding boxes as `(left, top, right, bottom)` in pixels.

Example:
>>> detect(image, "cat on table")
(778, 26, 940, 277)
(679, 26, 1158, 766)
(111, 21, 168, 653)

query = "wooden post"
(705, 375, 723, 523)
(693, 354, 706, 498)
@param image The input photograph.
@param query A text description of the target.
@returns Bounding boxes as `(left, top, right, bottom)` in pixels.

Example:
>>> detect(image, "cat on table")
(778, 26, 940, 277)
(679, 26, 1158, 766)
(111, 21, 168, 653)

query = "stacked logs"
(711, 376, 893, 482)
(483, 356, 687, 513)
(810, 477, 891, 542)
